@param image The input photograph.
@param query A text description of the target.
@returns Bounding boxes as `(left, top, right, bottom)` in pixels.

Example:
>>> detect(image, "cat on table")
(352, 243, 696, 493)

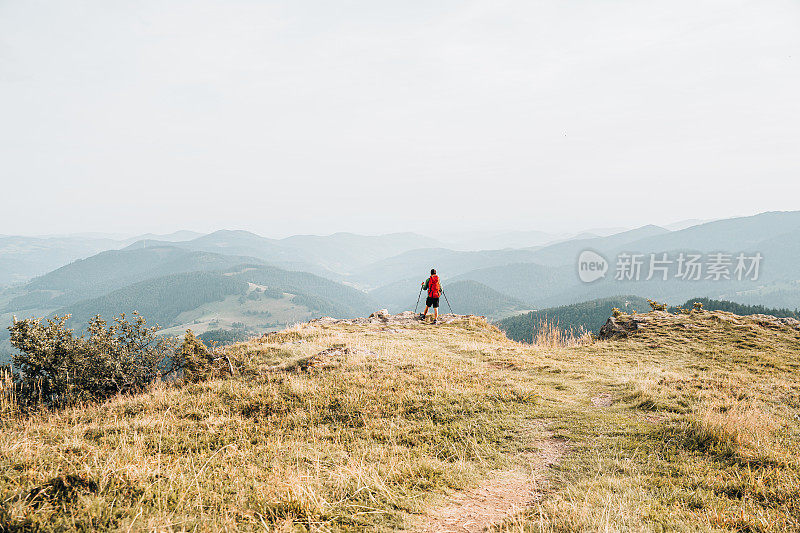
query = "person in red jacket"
(420, 268, 442, 323)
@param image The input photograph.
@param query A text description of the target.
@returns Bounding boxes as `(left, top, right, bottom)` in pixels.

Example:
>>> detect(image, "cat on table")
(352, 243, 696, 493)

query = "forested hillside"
(498, 296, 650, 343)
(672, 297, 799, 319)
(55, 272, 249, 329)
(8, 246, 261, 310)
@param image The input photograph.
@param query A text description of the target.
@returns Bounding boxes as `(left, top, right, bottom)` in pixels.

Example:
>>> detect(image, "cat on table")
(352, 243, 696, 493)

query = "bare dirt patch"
(591, 393, 613, 407)
(419, 427, 567, 533)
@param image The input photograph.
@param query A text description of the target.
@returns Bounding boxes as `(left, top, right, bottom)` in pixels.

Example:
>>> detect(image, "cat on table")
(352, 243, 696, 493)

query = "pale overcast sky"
(1, 1, 799, 237)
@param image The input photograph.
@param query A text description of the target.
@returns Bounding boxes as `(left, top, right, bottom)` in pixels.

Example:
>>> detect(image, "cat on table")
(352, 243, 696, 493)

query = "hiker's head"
(431, 268, 436, 275)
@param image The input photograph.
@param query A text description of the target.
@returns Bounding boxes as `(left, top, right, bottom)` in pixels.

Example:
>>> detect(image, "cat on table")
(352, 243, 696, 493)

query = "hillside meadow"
(1, 310, 799, 531)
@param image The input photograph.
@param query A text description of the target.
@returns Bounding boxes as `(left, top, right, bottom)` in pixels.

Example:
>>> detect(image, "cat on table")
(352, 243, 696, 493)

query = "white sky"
(1, 0, 799, 237)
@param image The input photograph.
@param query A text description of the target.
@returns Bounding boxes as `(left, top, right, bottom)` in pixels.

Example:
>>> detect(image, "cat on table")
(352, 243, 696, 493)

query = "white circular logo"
(577, 250, 608, 283)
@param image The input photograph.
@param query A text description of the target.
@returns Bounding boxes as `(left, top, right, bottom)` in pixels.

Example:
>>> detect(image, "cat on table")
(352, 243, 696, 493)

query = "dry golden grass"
(1, 310, 799, 531)
(531, 318, 593, 348)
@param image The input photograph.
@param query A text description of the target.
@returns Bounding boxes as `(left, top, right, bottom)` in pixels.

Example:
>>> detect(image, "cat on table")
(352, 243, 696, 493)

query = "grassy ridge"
(2, 310, 800, 530)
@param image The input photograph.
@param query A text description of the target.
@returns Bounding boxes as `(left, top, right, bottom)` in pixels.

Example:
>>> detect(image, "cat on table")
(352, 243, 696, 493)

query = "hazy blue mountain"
(620, 211, 800, 256)
(355, 225, 671, 289)
(369, 278, 426, 312)
(279, 232, 443, 272)
(427, 280, 529, 319)
(664, 219, 709, 231)
(0, 230, 206, 287)
(0, 235, 123, 286)
(718, 283, 800, 311)
(450, 262, 575, 306)
(354, 247, 550, 288)
(519, 225, 671, 267)
(125, 230, 291, 259)
(121, 230, 203, 244)
(447, 213, 800, 311)
(3, 246, 263, 311)
(445, 230, 561, 251)
(124, 230, 441, 278)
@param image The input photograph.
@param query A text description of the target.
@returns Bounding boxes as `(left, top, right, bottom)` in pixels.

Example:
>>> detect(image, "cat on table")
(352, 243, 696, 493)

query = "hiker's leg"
(434, 307, 438, 320)
(422, 305, 429, 317)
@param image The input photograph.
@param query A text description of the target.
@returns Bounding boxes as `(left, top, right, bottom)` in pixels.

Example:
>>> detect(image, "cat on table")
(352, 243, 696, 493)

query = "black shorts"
(426, 296, 439, 308)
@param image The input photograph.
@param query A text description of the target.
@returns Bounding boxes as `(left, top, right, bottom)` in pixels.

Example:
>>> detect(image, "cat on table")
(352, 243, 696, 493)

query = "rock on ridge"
(598, 310, 800, 340)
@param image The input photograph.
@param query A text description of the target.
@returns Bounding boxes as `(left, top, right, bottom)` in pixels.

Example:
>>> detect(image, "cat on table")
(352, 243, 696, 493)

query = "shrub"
(174, 330, 213, 383)
(8, 313, 178, 406)
(647, 299, 668, 311)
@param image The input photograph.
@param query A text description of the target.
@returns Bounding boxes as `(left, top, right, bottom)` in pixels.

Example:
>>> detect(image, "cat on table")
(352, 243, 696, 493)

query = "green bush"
(198, 328, 251, 346)
(173, 330, 213, 383)
(8, 313, 178, 406)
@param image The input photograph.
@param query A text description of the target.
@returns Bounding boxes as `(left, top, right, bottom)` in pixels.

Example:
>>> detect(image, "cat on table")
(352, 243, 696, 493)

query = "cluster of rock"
(311, 310, 462, 327)
(598, 309, 800, 340)
(598, 311, 676, 339)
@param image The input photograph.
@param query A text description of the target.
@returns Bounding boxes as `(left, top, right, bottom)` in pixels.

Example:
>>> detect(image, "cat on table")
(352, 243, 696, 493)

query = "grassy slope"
(2, 311, 800, 531)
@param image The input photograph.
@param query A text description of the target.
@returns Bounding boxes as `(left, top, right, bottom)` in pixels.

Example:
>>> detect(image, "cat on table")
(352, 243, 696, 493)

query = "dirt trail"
(419, 425, 567, 533)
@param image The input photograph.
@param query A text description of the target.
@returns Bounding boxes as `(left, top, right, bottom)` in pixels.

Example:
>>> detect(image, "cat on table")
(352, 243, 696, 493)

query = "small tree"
(174, 330, 213, 383)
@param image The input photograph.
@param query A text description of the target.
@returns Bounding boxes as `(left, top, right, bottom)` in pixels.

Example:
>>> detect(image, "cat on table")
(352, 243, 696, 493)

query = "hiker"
(420, 268, 441, 323)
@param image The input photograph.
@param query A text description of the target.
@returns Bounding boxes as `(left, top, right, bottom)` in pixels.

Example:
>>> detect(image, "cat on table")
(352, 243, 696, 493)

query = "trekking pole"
(413, 285, 423, 314)
(441, 289, 454, 315)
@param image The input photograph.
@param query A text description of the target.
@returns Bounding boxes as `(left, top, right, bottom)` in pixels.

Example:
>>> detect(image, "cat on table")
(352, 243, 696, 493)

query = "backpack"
(427, 275, 440, 298)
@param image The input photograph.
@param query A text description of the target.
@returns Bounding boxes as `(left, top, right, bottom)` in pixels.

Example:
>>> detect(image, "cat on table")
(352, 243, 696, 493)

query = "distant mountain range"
(2, 211, 800, 362)
(0, 231, 204, 286)
(124, 230, 442, 278)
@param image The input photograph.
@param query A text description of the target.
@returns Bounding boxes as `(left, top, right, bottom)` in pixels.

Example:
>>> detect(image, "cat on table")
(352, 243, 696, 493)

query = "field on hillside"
(157, 286, 314, 337)
(2, 310, 800, 531)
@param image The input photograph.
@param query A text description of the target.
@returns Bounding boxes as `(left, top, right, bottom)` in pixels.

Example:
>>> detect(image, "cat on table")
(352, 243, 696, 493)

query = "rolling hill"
(54, 271, 250, 330)
(450, 262, 575, 306)
(51, 265, 379, 335)
(3, 246, 263, 311)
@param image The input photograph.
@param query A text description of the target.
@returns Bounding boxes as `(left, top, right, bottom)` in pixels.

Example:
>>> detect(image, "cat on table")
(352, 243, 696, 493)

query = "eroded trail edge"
(419, 423, 567, 533)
